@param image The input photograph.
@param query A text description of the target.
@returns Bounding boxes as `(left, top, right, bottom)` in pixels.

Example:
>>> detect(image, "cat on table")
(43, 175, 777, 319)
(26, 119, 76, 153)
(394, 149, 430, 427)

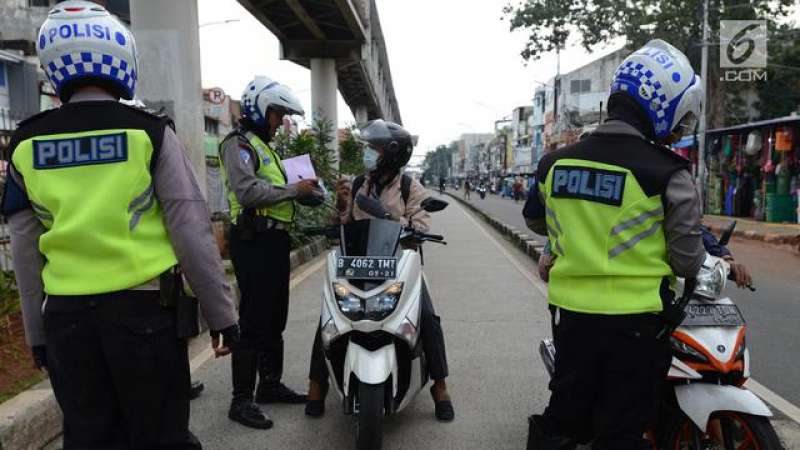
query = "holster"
(236, 209, 257, 241)
(159, 268, 200, 339)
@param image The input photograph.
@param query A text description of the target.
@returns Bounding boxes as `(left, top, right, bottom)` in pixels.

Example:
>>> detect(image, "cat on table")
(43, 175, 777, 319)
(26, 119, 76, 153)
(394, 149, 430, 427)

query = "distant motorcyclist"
(305, 119, 455, 422)
(523, 39, 705, 449)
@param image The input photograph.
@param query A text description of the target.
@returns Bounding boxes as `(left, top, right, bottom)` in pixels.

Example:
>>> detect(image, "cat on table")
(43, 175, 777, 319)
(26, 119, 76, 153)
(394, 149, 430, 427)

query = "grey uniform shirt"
(526, 120, 704, 278)
(8, 91, 238, 346)
(220, 133, 301, 210)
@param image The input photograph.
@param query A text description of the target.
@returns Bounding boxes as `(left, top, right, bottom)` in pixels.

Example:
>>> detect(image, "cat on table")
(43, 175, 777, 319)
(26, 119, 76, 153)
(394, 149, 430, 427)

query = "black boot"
(229, 350, 273, 429)
(304, 380, 329, 418)
(526, 415, 577, 450)
(189, 381, 204, 400)
(255, 343, 307, 404)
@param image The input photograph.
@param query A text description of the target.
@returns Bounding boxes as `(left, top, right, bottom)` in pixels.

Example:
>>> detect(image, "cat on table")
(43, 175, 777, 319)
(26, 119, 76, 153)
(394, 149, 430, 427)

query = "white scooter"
(539, 222, 783, 449)
(308, 196, 449, 450)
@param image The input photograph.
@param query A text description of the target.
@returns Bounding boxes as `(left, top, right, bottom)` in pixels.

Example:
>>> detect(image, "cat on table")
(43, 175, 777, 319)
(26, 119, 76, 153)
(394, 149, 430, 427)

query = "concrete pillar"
(129, 0, 206, 192)
(310, 58, 338, 166)
(354, 105, 368, 124)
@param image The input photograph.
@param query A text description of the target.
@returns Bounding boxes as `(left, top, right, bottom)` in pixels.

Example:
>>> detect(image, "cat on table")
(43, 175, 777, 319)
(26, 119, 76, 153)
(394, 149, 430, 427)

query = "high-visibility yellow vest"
(542, 158, 672, 314)
(220, 131, 295, 224)
(12, 126, 177, 295)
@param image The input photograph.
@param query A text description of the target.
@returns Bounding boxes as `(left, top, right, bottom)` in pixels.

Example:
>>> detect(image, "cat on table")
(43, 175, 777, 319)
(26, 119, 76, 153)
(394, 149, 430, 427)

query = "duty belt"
(252, 215, 287, 231)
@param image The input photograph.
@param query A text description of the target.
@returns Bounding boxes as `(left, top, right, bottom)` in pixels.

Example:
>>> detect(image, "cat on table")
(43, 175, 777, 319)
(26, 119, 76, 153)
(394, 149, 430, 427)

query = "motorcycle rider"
(523, 39, 705, 449)
(1, 2, 239, 448)
(218, 76, 322, 429)
(305, 119, 455, 422)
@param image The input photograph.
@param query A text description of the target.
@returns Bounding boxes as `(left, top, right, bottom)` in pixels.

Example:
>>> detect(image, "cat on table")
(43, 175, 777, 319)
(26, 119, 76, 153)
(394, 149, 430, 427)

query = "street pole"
(697, 0, 709, 206)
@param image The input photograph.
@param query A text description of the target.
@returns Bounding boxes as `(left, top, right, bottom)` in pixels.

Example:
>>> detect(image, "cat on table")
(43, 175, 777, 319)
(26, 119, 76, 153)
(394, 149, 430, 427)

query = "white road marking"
(456, 200, 800, 425)
(190, 255, 327, 374)
(746, 379, 800, 424)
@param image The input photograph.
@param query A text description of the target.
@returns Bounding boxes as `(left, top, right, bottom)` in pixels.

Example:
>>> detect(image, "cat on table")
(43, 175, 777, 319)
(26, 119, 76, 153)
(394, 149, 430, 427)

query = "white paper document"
(281, 154, 317, 183)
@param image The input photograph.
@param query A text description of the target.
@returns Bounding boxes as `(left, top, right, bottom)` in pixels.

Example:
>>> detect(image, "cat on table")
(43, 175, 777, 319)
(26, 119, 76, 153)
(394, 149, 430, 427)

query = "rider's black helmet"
(357, 119, 414, 172)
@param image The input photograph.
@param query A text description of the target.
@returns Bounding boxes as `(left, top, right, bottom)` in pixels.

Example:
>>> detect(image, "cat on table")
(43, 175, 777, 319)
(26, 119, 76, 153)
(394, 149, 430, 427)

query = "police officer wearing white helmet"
(219, 76, 322, 429)
(1, 1, 239, 449)
(524, 39, 705, 449)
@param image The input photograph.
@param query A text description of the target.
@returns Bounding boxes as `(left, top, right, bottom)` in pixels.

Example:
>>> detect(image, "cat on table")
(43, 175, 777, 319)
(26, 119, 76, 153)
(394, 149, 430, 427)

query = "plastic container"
(765, 193, 795, 222)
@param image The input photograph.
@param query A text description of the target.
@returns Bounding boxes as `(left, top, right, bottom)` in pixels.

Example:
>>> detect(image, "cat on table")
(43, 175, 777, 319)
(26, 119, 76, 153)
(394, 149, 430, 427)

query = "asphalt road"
(189, 196, 554, 449)
(455, 192, 800, 407)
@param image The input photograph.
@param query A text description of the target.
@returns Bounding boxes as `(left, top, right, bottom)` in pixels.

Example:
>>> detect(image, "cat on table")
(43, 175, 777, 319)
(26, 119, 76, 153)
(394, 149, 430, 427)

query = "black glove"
(32, 345, 47, 370)
(355, 194, 390, 219)
(211, 324, 240, 350)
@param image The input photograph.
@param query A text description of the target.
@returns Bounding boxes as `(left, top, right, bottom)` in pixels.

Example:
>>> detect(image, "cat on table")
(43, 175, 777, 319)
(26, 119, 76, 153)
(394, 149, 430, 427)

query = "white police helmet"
(241, 76, 305, 128)
(610, 39, 703, 140)
(37, 1, 137, 101)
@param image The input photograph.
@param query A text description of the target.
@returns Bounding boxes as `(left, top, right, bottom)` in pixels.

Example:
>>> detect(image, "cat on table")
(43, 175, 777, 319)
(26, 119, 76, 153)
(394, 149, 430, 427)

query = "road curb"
(0, 237, 328, 450)
(445, 193, 544, 262)
(703, 223, 800, 253)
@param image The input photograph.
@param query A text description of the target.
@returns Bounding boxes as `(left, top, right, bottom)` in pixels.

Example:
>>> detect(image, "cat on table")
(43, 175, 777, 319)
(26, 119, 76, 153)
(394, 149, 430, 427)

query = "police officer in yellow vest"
(219, 76, 322, 429)
(0, 2, 239, 449)
(524, 40, 705, 450)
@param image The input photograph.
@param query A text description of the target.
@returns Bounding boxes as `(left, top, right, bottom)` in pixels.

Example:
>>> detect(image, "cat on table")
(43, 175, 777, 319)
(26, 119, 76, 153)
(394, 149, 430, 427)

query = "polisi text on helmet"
(40, 23, 112, 50)
(635, 47, 676, 71)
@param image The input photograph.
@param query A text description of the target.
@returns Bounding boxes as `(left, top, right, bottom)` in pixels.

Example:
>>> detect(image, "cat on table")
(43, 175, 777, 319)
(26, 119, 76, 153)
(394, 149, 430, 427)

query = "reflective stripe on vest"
(12, 129, 178, 295)
(220, 132, 295, 224)
(543, 158, 672, 315)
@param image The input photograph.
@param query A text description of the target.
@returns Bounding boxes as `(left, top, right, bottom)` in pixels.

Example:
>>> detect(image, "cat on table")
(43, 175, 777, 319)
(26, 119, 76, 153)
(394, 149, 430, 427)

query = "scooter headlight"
(694, 262, 725, 300)
(670, 336, 708, 363)
(365, 282, 403, 321)
(333, 283, 364, 321)
(333, 282, 403, 321)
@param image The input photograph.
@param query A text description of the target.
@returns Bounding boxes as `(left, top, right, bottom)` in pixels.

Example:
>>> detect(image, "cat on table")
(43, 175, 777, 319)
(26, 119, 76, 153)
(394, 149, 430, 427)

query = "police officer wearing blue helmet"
(524, 39, 705, 449)
(1, 2, 239, 448)
(218, 77, 323, 429)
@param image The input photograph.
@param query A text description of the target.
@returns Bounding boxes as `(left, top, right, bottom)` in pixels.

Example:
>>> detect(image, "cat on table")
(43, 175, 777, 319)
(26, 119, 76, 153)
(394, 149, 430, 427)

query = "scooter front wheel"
(661, 411, 783, 450)
(355, 383, 384, 450)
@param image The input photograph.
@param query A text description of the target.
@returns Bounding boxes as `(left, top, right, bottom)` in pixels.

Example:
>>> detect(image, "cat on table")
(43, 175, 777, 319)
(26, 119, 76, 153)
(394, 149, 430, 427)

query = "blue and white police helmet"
(241, 76, 305, 128)
(610, 39, 703, 141)
(37, 1, 137, 102)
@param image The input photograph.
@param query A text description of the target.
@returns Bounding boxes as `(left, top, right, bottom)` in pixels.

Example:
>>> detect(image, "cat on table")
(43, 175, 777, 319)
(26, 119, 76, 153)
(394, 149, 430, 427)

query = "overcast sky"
(197, 1, 797, 160)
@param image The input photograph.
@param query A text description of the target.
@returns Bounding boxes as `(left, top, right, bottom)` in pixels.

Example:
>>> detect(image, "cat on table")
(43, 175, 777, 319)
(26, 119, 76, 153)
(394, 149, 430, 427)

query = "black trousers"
(539, 308, 671, 450)
(229, 226, 291, 377)
(44, 291, 199, 450)
(309, 280, 449, 383)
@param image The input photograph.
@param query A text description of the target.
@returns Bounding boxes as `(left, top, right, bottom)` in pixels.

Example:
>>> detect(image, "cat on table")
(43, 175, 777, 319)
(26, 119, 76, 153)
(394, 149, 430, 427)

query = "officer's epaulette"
(14, 107, 59, 130)
(123, 103, 176, 130)
(648, 139, 692, 169)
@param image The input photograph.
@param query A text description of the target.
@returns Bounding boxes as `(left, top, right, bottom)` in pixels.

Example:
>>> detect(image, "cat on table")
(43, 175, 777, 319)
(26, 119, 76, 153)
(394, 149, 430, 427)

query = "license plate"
(681, 303, 745, 327)
(336, 256, 397, 280)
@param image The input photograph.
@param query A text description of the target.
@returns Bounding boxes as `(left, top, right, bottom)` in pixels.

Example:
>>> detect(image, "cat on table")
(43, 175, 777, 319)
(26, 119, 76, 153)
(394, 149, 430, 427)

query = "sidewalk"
(449, 190, 800, 253)
(703, 215, 800, 250)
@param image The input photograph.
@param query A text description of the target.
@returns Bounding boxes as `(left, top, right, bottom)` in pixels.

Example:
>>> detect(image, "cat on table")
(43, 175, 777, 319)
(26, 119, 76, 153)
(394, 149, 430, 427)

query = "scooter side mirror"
(421, 197, 448, 213)
(719, 221, 737, 246)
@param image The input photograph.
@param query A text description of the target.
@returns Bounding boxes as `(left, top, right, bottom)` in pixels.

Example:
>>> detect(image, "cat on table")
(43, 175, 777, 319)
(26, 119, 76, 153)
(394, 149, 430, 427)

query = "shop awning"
(707, 115, 800, 135)
(0, 50, 24, 64)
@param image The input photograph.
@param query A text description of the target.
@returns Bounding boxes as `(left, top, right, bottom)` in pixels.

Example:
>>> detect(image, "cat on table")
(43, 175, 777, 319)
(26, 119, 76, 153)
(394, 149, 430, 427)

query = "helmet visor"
(354, 120, 393, 148)
(673, 112, 698, 139)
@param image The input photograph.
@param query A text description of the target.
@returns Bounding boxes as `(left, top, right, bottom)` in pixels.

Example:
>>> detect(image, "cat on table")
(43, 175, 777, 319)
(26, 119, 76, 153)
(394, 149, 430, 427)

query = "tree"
(338, 126, 365, 175)
(422, 145, 454, 183)
(502, 0, 797, 126)
(273, 118, 338, 247)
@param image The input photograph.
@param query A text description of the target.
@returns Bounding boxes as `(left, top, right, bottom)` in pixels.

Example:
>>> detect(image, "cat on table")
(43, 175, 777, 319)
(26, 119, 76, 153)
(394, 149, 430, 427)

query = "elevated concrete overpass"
(130, 0, 401, 178)
(237, 0, 402, 134)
